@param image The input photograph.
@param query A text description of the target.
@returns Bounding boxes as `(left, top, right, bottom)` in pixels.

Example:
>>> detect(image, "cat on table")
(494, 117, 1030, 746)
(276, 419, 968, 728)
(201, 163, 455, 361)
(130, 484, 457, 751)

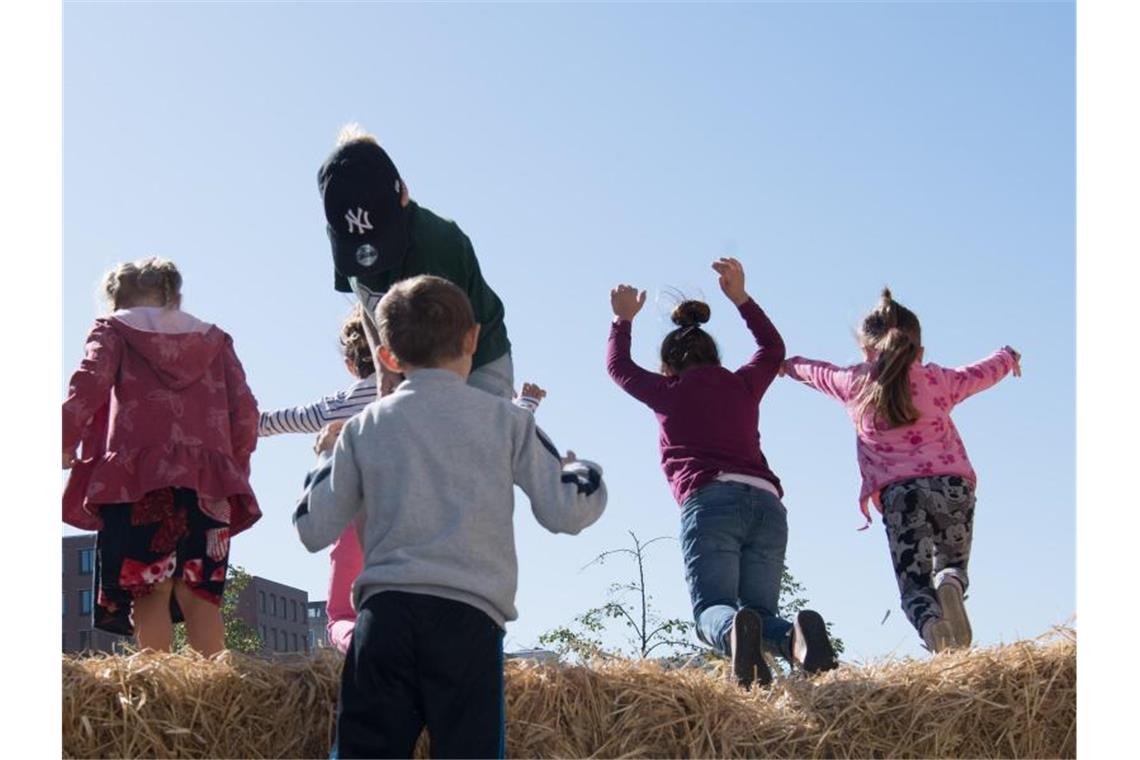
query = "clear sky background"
(62, 1, 1073, 662)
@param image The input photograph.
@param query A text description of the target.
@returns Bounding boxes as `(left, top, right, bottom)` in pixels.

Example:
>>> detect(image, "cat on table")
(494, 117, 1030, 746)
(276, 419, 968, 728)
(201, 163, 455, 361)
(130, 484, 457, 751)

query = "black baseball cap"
(318, 139, 411, 285)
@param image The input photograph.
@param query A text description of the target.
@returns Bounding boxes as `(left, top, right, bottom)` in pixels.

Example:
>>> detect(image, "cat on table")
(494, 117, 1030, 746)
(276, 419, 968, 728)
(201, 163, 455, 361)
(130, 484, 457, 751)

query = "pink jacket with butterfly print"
(783, 348, 1018, 529)
(62, 307, 261, 534)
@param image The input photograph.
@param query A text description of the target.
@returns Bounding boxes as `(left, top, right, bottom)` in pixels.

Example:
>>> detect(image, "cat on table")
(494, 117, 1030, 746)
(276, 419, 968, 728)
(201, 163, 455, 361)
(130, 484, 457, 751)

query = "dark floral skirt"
(93, 487, 230, 636)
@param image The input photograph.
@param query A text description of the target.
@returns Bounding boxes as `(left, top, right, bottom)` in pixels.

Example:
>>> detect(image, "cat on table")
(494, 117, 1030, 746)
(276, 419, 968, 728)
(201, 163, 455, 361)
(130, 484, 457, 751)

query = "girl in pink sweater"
(62, 257, 260, 656)
(783, 288, 1021, 653)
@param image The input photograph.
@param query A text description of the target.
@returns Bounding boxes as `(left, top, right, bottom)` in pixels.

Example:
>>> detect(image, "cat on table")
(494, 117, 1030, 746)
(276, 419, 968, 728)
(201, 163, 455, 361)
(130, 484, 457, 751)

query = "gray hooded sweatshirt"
(293, 368, 607, 628)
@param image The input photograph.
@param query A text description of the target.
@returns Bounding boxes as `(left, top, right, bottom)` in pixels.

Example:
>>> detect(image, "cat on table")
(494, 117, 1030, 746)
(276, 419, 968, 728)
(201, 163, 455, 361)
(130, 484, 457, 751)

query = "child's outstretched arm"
(782, 356, 860, 403)
(62, 321, 123, 467)
(222, 336, 259, 476)
(258, 376, 377, 437)
(714, 258, 786, 398)
(513, 414, 606, 535)
(940, 346, 1022, 406)
(293, 427, 364, 552)
(606, 284, 671, 409)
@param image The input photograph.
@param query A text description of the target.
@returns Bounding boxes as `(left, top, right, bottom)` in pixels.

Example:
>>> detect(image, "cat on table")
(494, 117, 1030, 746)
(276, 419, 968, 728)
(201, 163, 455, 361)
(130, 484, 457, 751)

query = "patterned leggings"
(880, 476, 976, 635)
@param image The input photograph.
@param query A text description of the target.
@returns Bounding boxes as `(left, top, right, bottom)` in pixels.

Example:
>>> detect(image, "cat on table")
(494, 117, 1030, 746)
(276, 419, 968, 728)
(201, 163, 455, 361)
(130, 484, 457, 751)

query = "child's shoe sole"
(936, 580, 972, 649)
(793, 610, 839, 674)
(922, 618, 955, 653)
(730, 609, 772, 689)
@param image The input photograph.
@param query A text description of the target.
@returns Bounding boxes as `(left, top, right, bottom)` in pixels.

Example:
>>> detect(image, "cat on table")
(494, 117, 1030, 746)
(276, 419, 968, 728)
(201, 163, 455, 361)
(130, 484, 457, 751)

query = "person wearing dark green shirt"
(317, 124, 514, 398)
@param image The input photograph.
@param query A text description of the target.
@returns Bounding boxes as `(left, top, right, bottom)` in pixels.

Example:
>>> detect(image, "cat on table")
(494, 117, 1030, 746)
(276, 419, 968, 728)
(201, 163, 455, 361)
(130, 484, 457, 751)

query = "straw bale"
(63, 628, 1075, 758)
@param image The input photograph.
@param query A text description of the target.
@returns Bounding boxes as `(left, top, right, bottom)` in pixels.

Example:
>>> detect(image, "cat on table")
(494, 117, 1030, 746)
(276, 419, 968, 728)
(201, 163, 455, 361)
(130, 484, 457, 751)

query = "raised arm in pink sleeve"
(782, 357, 860, 403)
(733, 299, 786, 400)
(326, 523, 364, 653)
(222, 336, 259, 475)
(606, 319, 672, 411)
(62, 321, 123, 452)
(940, 348, 1018, 406)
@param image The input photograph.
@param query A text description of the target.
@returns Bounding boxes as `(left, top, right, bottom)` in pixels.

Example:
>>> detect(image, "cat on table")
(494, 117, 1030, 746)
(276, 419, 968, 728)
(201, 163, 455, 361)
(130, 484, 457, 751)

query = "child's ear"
(376, 345, 403, 374)
(464, 324, 481, 356)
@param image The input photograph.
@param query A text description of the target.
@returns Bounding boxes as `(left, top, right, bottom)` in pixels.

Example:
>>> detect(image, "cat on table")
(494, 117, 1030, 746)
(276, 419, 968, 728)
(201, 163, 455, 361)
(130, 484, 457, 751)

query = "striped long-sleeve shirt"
(258, 375, 378, 437)
(258, 373, 542, 437)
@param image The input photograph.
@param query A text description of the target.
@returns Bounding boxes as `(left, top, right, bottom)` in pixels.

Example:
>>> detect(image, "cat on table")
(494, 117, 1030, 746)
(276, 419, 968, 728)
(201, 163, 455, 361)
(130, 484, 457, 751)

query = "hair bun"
(672, 300, 711, 327)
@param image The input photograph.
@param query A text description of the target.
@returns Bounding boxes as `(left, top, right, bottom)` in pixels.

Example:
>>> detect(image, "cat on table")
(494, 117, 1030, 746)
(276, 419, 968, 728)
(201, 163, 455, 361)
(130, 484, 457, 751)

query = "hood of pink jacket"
(108, 307, 225, 390)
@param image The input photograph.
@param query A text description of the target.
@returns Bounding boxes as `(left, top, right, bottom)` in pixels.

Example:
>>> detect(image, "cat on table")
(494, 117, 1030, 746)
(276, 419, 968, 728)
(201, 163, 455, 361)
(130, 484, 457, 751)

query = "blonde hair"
(101, 256, 182, 311)
(336, 122, 379, 147)
(853, 287, 922, 429)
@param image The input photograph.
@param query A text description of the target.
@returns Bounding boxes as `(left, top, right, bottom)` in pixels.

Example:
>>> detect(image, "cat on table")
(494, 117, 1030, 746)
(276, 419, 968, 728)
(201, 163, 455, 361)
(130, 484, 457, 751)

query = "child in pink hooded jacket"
(783, 288, 1020, 654)
(62, 257, 260, 656)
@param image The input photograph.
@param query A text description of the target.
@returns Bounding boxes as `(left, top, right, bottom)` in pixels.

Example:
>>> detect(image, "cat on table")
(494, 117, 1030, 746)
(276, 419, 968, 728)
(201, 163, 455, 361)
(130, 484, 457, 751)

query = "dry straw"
(63, 628, 1074, 759)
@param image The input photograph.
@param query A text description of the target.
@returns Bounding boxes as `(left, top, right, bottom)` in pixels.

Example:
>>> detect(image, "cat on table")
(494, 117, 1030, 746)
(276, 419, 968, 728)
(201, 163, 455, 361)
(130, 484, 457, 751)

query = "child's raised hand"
(712, 257, 749, 306)
(610, 285, 647, 321)
(1004, 346, 1023, 377)
(561, 450, 578, 466)
(520, 382, 547, 404)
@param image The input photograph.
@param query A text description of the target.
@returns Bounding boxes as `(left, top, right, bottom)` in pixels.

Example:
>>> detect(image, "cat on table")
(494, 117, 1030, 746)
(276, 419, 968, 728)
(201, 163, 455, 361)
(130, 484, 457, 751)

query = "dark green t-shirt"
(335, 202, 511, 369)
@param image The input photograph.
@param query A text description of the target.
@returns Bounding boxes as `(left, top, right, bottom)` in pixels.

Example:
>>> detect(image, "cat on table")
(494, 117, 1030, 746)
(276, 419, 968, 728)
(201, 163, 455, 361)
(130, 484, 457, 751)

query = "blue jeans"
(680, 481, 793, 658)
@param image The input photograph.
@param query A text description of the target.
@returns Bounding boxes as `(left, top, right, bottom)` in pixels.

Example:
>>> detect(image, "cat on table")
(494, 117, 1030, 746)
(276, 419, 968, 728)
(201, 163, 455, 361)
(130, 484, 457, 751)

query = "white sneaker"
(936, 578, 972, 649)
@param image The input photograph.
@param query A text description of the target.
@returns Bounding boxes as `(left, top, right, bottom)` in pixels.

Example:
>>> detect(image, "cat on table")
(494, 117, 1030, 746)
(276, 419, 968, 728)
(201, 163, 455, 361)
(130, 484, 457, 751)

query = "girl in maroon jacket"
(607, 258, 836, 688)
(62, 257, 260, 656)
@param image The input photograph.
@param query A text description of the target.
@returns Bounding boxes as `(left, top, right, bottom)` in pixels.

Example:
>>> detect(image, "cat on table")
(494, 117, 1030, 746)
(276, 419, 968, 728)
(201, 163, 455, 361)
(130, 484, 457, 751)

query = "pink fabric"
(326, 524, 364, 653)
(783, 348, 1017, 528)
(62, 309, 261, 534)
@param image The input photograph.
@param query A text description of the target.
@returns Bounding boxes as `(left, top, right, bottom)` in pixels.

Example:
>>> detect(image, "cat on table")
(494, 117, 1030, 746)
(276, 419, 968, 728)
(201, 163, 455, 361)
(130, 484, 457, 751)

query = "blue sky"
(62, 1, 1073, 661)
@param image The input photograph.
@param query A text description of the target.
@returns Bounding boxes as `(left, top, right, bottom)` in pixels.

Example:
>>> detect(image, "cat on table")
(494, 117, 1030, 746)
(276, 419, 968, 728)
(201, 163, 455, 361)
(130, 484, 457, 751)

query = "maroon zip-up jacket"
(606, 298, 785, 507)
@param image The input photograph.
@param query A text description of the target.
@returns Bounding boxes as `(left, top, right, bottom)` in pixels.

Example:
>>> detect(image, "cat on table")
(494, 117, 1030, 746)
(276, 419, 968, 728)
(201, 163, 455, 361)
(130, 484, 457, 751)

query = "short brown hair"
(376, 275, 476, 368)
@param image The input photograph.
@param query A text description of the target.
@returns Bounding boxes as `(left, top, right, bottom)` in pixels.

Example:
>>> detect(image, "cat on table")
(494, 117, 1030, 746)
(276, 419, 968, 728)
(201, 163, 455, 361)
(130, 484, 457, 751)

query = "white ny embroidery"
(345, 207, 373, 235)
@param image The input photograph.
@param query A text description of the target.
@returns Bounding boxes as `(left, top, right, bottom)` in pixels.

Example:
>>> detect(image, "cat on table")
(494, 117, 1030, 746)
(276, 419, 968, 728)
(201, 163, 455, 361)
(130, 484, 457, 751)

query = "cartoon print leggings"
(880, 475, 976, 635)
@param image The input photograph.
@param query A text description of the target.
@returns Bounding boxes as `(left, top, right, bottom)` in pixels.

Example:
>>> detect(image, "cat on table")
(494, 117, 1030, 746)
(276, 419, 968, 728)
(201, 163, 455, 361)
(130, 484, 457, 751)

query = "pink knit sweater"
(783, 348, 1017, 527)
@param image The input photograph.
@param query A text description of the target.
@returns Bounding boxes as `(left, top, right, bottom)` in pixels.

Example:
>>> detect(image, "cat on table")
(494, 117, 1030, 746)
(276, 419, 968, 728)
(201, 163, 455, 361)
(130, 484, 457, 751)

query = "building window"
(291, 633, 298, 652)
(259, 591, 266, 613)
(80, 589, 93, 615)
(306, 632, 313, 652)
(271, 594, 277, 617)
(79, 548, 95, 575)
(260, 624, 266, 645)
(292, 599, 298, 622)
(78, 630, 91, 651)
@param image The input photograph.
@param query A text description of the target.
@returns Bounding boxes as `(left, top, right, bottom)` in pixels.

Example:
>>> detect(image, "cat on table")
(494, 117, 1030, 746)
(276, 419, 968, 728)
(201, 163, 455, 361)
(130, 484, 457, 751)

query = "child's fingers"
(637, 290, 647, 306)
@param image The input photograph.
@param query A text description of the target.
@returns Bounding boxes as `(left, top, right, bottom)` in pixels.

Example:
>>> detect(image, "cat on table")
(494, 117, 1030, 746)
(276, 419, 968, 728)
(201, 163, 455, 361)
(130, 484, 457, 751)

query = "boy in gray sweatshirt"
(293, 275, 607, 759)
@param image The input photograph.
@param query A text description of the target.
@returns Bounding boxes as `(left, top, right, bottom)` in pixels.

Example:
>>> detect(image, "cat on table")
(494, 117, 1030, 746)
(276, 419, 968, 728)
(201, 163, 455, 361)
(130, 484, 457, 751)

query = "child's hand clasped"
(610, 285, 647, 322)
(712, 257, 749, 306)
(314, 420, 347, 455)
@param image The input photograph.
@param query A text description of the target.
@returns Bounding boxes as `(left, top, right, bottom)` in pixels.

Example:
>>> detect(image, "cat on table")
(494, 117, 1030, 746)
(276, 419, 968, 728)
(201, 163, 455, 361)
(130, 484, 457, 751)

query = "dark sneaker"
(729, 609, 772, 688)
(936, 578, 972, 649)
(791, 610, 838, 674)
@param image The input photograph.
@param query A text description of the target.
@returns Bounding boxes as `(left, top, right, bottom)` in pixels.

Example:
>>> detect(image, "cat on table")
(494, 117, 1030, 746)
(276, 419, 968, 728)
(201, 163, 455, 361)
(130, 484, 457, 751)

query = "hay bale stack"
(63, 629, 1075, 758)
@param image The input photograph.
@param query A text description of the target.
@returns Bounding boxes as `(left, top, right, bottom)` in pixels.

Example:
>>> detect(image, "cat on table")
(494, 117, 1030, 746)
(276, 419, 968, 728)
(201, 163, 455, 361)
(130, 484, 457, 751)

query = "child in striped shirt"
(260, 306, 545, 651)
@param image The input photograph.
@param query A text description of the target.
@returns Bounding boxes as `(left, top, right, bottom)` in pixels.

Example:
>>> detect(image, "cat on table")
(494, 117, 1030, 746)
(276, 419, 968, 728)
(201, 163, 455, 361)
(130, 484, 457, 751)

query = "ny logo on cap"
(345, 208, 373, 235)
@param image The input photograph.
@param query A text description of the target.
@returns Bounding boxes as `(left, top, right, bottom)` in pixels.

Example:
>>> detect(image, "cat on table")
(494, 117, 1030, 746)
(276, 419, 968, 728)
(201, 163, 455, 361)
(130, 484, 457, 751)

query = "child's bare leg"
(133, 579, 175, 652)
(173, 580, 225, 656)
